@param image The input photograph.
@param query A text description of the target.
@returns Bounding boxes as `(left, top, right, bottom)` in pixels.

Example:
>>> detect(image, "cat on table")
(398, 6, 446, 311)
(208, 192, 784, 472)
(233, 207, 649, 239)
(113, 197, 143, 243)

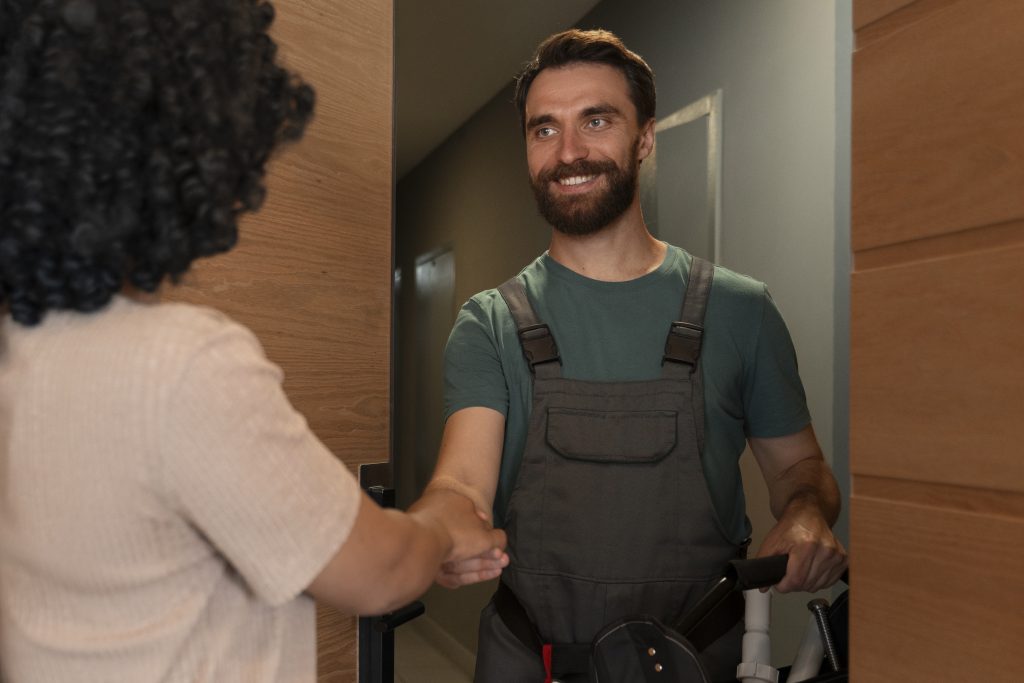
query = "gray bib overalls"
(474, 257, 745, 682)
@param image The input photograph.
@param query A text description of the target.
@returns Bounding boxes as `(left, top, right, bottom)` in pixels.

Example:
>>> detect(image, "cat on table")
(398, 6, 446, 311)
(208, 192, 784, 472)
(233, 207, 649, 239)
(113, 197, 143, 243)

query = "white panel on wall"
(641, 91, 723, 263)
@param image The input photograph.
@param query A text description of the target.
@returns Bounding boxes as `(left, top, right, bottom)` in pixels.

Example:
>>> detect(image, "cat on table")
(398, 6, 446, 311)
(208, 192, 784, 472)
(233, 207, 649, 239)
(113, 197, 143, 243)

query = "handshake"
(409, 478, 510, 590)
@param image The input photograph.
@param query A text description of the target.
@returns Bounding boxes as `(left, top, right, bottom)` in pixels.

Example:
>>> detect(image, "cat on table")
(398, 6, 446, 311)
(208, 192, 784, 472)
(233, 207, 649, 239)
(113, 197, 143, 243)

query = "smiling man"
(421, 29, 847, 682)
(526, 64, 644, 238)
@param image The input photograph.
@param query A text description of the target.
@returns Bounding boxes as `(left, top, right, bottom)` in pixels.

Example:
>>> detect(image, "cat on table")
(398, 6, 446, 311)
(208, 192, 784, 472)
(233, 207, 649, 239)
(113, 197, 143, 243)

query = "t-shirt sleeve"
(742, 287, 812, 438)
(443, 295, 510, 420)
(158, 319, 362, 606)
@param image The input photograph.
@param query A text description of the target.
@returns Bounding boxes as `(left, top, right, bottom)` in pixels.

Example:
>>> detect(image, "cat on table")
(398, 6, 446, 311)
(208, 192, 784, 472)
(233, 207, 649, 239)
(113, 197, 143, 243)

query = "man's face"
(523, 62, 654, 235)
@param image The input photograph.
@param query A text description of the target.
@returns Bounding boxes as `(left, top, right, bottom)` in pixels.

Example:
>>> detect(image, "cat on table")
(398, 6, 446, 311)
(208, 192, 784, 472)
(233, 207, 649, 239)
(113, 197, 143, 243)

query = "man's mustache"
(537, 159, 618, 184)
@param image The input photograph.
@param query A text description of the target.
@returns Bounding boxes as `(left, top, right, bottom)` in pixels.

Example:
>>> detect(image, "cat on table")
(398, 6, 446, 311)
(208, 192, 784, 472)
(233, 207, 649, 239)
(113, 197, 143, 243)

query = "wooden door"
(851, 0, 1024, 680)
(164, 1, 393, 681)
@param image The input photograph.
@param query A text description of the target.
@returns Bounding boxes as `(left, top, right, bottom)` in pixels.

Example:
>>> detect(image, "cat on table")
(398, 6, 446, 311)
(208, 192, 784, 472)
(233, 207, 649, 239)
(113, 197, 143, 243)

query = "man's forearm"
(425, 474, 492, 519)
(425, 406, 505, 521)
(768, 456, 841, 526)
(750, 427, 847, 591)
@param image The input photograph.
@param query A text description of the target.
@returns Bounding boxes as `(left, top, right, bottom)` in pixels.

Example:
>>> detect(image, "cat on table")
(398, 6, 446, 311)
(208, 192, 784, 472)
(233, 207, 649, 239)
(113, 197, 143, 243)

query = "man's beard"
(530, 140, 640, 236)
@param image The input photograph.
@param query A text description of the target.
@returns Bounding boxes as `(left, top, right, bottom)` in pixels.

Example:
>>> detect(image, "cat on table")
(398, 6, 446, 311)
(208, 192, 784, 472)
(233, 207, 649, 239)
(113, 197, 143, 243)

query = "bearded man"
(419, 29, 847, 682)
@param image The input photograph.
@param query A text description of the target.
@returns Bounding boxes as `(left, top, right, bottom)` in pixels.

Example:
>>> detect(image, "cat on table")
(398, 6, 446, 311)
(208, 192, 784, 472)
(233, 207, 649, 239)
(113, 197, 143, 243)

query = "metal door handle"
(373, 601, 426, 633)
(357, 463, 428, 683)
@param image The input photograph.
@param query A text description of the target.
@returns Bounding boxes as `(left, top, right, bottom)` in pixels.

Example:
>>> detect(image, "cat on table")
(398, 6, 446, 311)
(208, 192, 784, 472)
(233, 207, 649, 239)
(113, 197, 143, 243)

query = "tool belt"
(495, 579, 712, 682)
(493, 555, 787, 683)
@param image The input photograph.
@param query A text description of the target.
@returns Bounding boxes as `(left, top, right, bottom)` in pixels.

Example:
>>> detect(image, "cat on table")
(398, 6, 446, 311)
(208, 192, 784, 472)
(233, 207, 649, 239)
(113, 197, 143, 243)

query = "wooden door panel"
(852, 489, 1024, 682)
(854, 0, 964, 47)
(172, 0, 392, 462)
(165, 1, 392, 681)
(850, 244, 1024, 492)
(853, 0, 1024, 251)
(853, 0, 917, 29)
(852, 0, 1024, 676)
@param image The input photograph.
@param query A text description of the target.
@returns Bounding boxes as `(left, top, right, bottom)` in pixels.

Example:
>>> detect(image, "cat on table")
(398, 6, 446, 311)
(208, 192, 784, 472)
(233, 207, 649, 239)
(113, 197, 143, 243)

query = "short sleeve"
(443, 296, 510, 420)
(742, 288, 812, 438)
(158, 320, 361, 606)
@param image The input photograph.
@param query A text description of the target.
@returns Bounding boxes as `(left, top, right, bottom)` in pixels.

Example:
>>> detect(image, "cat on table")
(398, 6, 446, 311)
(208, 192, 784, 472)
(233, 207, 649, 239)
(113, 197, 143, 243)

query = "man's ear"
(637, 118, 656, 162)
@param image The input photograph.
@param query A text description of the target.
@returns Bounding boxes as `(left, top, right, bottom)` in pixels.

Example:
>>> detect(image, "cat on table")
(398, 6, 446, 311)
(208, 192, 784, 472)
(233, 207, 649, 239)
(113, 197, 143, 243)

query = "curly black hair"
(0, 0, 314, 325)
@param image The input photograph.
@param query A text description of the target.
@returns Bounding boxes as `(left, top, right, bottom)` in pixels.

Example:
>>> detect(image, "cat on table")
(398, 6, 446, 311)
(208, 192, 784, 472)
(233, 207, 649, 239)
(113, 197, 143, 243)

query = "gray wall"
(396, 0, 851, 665)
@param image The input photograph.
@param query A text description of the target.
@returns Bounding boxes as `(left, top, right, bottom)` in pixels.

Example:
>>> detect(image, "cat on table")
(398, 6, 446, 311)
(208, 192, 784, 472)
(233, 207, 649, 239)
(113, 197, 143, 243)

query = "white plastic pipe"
(786, 614, 825, 683)
(735, 588, 779, 683)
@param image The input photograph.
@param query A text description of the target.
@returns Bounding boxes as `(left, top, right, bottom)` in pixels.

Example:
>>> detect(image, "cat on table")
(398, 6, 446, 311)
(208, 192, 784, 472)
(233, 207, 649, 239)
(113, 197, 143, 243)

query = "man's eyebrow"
(526, 113, 555, 131)
(581, 103, 622, 118)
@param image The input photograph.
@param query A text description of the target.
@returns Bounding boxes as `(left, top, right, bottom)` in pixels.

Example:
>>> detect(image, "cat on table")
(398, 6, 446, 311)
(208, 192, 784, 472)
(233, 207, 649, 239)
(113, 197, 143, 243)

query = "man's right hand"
(409, 488, 508, 587)
(437, 545, 509, 588)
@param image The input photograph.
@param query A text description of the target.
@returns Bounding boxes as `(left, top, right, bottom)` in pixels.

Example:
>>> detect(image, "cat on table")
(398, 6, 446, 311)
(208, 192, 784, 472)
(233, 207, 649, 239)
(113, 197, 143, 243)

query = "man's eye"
(536, 127, 555, 138)
(586, 118, 607, 129)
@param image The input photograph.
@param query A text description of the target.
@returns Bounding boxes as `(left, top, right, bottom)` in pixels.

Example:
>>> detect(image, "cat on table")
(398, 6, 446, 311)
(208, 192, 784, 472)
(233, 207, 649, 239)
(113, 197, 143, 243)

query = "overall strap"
(662, 256, 714, 452)
(497, 276, 562, 379)
(662, 256, 714, 376)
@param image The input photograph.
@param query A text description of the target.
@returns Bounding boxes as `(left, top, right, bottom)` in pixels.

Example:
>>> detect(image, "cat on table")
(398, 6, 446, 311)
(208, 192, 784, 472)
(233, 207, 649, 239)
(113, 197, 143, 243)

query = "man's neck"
(547, 206, 666, 282)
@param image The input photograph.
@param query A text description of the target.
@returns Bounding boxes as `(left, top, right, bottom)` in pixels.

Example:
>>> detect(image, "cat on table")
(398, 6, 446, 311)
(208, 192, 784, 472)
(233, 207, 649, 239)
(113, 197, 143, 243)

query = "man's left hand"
(756, 500, 847, 593)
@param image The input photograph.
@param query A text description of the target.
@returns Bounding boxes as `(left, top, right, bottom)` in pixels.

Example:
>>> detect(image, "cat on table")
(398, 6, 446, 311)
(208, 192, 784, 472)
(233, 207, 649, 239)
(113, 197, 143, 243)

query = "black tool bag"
(589, 555, 790, 683)
(590, 615, 711, 683)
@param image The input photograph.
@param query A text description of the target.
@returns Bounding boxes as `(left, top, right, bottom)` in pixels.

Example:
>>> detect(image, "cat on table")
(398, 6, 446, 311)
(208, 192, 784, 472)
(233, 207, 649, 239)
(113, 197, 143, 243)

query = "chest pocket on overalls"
(539, 402, 692, 582)
(546, 408, 677, 463)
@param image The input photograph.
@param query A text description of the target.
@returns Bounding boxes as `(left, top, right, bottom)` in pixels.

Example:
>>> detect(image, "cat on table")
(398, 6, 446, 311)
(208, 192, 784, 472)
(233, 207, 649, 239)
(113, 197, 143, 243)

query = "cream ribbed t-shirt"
(0, 297, 362, 682)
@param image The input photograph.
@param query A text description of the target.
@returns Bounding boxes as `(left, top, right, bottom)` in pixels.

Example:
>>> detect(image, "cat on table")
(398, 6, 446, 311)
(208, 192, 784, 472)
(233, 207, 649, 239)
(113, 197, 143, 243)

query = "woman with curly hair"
(0, 1, 506, 680)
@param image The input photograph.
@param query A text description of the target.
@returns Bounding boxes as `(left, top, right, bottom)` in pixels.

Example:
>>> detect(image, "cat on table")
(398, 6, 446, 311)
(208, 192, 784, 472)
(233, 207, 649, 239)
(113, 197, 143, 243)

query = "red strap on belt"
(542, 643, 553, 683)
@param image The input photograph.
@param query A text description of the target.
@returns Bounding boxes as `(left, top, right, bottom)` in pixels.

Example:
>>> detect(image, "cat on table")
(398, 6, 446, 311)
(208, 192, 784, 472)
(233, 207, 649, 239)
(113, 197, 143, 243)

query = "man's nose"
(556, 128, 588, 164)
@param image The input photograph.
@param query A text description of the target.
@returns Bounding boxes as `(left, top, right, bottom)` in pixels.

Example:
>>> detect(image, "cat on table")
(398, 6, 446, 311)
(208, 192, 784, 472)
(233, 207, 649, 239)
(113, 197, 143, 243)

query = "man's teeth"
(558, 174, 596, 186)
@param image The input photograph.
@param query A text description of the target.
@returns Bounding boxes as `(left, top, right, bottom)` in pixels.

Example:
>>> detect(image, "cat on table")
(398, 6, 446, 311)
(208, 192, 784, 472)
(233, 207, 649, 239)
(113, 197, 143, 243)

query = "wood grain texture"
(316, 606, 358, 683)
(854, 0, 961, 47)
(856, 476, 1024, 519)
(163, 0, 392, 681)
(854, 217, 1024, 270)
(850, 244, 1024, 493)
(853, 0, 917, 30)
(852, 0, 1024, 251)
(851, 490, 1024, 682)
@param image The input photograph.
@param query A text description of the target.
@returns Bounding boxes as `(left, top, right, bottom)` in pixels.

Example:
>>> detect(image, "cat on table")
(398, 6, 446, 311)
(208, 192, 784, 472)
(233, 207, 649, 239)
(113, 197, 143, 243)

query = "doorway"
(393, 0, 851, 673)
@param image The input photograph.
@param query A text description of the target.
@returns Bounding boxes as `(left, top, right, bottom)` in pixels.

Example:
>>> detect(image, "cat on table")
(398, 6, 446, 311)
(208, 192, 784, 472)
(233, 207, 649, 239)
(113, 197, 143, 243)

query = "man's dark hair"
(0, 0, 314, 325)
(513, 28, 655, 134)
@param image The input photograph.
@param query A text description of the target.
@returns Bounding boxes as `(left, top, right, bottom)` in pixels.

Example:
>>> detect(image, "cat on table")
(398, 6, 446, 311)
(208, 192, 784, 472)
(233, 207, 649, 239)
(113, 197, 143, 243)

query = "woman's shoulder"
(77, 296, 264, 367)
(107, 296, 249, 338)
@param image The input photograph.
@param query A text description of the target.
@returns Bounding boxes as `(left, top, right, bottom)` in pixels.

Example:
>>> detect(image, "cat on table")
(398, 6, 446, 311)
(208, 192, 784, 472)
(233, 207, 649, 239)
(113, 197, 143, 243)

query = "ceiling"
(395, 0, 602, 178)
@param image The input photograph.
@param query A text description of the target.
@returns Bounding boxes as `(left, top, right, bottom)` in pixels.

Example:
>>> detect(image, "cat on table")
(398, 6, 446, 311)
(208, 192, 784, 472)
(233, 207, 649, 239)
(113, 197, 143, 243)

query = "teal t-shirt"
(443, 245, 810, 543)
